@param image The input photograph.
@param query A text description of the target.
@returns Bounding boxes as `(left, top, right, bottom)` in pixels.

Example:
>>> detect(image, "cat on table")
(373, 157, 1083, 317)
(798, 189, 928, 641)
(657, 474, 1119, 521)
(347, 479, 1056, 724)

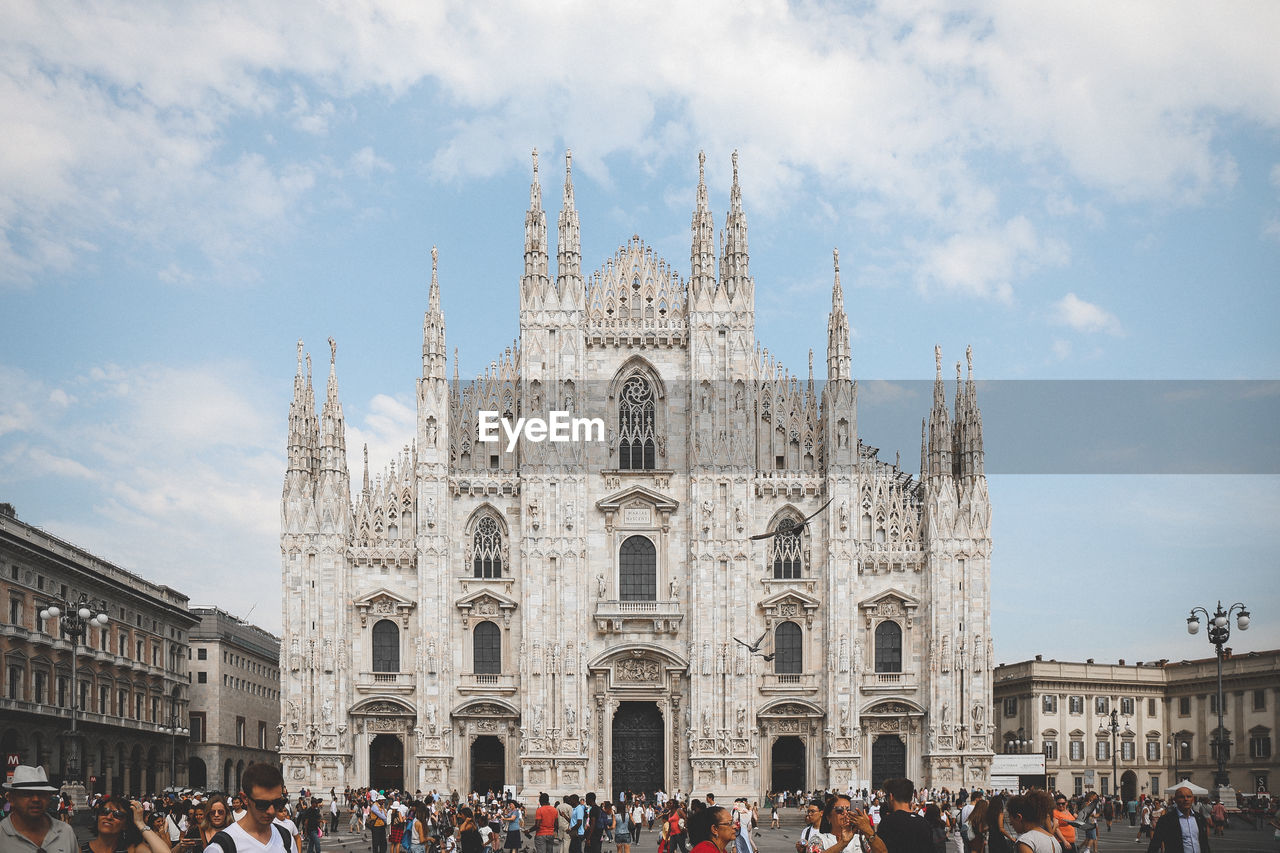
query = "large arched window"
(874, 621, 903, 673)
(619, 536, 657, 601)
(771, 518, 804, 579)
(618, 376, 656, 470)
(372, 620, 400, 672)
(774, 621, 803, 674)
(473, 622, 501, 674)
(473, 516, 504, 578)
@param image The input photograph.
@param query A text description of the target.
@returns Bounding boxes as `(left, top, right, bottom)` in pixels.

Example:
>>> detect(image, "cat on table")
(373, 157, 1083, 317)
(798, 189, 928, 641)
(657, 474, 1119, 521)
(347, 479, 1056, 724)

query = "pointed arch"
(465, 504, 509, 578)
(609, 357, 667, 471)
(765, 505, 807, 579)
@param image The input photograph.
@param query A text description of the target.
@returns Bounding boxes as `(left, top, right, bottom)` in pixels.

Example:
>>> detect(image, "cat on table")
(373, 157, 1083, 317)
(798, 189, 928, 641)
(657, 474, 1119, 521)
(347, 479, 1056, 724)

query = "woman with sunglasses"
(816, 796, 885, 853)
(85, 797, 171, 853)
(205, 797, 234, 834)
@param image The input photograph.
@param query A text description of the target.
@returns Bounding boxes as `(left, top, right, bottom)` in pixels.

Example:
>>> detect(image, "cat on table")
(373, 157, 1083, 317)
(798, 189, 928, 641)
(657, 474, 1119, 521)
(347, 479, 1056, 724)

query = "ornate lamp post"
(1106, 709, 1122, 798)
(1005, 727, 1032, 754)
(1186, 600, 1250, 793)
(39, 593, 110, 803)
(1167, 738, 1188, 786)
(163, 708, 189, 791)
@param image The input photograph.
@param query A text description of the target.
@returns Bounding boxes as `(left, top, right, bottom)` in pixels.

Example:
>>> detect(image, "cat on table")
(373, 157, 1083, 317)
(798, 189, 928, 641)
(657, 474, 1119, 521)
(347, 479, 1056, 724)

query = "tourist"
(686, 806, 734, 853)
(966, 798, 989, 853)
(923, 804, 949, 853)
(876, 779, 933, 853)
(502, 801, 522, 853)
(0, 766, 77, 853)
(84, 797, 171, 853)
(796, 801, 824, 853)
(207, 763, 294, 853)
(457, 809, 484, 853)
(409, 803, 429, 853)
(370, 792, 391, 853)
(1006, 792, 1057, 853)
(1049, 796, 1074, 853)
(613, 802, 632, 853)
(532, 794, 558, 853)
(986, 794, 1015, 853)
(1144, 788, 1211, 853)
(584, 794, 604, 853)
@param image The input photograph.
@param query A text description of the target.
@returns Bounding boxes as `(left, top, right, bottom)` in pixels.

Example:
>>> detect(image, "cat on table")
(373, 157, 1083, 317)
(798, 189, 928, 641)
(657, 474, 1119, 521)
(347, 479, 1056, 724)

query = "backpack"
(402, 820, 416, 853)
(211, 825, 293, 853)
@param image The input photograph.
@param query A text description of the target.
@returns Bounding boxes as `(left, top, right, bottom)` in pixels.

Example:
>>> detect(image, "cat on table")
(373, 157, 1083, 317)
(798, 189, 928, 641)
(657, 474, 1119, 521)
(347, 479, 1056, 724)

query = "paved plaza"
(302, 808, 1277, 853)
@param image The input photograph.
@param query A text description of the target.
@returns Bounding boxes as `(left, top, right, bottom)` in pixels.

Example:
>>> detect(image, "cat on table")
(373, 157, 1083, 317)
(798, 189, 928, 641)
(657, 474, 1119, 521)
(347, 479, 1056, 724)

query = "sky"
(2, 1, 1278, 665)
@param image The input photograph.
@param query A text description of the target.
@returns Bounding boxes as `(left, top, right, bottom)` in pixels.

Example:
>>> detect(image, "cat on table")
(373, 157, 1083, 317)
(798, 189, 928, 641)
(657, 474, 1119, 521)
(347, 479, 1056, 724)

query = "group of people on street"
(8, 764, 1280, 853)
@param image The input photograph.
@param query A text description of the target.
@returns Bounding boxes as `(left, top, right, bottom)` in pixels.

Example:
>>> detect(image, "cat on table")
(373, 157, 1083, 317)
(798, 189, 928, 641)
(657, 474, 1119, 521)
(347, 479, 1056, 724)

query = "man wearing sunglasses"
(204, 763, 293, 853)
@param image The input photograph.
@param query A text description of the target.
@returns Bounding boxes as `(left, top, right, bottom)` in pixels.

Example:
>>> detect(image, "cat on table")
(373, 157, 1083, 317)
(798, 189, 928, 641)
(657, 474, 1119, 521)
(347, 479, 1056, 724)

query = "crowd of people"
(6, 763, 1280, 853)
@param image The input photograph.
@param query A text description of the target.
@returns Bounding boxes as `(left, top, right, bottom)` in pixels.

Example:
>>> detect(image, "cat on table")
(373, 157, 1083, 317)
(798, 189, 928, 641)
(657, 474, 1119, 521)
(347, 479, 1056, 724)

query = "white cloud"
(1052, 292, 1123, 335)
(915, 216, 1069, 301)
(349, 146, 394, 177)
(1, 0, 1276, 292)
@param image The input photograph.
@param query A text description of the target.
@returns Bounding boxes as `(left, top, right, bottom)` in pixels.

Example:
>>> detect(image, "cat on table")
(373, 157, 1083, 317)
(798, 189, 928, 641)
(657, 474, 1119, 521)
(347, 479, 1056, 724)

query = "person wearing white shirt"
(205, 765, 292, 853)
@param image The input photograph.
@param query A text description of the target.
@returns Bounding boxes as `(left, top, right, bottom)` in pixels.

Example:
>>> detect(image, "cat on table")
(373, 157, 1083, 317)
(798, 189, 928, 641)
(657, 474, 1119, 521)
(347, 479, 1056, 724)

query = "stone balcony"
(861, 671, 918, 692)
(760, 672, 820, 694)
(457, 673, 518, 695)
(354, 671, 416, 695)
(593, 599, 683, 634)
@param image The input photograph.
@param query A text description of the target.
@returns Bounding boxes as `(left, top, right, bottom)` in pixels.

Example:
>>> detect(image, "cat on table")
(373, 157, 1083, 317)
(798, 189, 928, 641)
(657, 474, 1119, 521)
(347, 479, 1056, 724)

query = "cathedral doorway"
(470, 736, 504, 794)
(1121, 770, 1137, 804)
(871, 735, 905, 788)
(771, 736, 805, 792)
(611, 702, 664, 797)
(369, 734, 405, 791)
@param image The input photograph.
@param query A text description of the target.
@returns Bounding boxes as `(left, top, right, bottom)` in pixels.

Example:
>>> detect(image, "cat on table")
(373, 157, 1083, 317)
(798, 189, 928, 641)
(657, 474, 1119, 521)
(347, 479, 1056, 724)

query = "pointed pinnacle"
(529, 148, 542, 209)
(329, 336, 337, 367)
(296, 339, 304, 374)
(966, 344, 974, 379)
(563, 149, 575, 204)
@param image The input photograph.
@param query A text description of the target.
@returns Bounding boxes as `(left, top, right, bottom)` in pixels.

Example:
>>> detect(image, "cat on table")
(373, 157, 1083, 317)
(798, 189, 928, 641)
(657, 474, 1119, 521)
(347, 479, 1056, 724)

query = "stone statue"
(424, 497, 436, 528)
(839, 704, 850, 736)
(426, 702, 438, 734)
(532, 705, 543, 736)
(733, 501, 744, 532)
(669, 574, 680, 598)
(596, 573, 606, 598)
(972, 702, 984, 733)
(839, 501, 849, 531)
(853, 640, 864, 673)
(701, 709, 711, 739)
(735, 707, 746, 737)
(321, 697, 334, 727)
(565, 703, 577, 735)
(701, 499, 713, 531)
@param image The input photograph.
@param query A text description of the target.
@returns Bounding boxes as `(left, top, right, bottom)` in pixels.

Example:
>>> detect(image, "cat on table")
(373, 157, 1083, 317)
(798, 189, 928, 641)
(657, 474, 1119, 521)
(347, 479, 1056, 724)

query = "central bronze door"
(612, 702, 664, 798)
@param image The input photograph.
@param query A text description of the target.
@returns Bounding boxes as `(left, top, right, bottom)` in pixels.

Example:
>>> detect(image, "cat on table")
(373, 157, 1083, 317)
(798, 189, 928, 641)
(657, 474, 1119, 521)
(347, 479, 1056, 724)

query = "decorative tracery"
(472, 516, 504, 578)
(618, 375, 656, 470)
(771, 517, 804, 579)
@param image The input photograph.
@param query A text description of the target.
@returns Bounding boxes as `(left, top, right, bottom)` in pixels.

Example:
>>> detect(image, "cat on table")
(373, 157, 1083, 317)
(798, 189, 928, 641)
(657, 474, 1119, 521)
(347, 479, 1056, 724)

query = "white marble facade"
(279, 151, 993, 798)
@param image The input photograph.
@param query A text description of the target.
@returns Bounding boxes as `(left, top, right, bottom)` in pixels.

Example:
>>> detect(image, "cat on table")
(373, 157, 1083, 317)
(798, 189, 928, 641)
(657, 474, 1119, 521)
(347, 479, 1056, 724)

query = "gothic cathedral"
(279, 151, 993, 797)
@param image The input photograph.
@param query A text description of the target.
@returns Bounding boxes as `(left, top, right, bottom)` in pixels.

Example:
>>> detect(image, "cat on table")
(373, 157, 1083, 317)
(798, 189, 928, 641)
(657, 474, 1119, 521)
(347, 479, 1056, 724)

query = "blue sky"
(2, 2, 1278, 663)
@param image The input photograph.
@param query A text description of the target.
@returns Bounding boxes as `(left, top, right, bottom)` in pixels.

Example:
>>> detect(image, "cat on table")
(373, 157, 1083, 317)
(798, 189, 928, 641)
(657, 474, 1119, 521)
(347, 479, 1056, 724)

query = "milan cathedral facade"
(279, 151, 993, 798)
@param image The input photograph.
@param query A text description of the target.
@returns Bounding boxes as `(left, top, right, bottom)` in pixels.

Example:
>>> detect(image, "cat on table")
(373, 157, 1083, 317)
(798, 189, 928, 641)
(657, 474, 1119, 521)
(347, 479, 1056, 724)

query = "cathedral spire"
(320, 337, 348, 477)
(958, 345, 984, 478)
(826, 248, 852, 381)
(718, 150, 751, 301)
(927, 344, 951, 479)
(521, 148, 550, 308)
(690, 150, 716, 301)
(361, 443, 370, 498)
(287, 339, 313, 476)
(556, 149, 583, 305)
(423, 246, 447, 379)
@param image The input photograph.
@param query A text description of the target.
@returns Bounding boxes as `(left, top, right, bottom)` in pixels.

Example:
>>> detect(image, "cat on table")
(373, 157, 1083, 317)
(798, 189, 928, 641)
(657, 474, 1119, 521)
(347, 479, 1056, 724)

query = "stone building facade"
(992, 651, 1280, 799)
(187, 607, 281, 793)
(0, 503, 196, 795)
(279, 152, 993, 798)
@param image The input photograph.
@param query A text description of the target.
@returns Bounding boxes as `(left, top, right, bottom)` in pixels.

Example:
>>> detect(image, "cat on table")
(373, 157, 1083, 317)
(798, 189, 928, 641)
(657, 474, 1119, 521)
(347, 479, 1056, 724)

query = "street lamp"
(1105, 709, 1125, 798)
(1006, 727, 1032, 754)
(39, 593, 110, 802)
(1187, 600, 1250, 792)
(163, 708, 189, 792)
(1168, 738, 1189, 785)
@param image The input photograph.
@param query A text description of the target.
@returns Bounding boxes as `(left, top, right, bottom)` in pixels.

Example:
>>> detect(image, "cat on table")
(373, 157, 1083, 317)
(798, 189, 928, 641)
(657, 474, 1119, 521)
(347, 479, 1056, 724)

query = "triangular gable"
(857, 587, 920, 627)
(353, 587, 416, 627)
(597, 484, 679, 531)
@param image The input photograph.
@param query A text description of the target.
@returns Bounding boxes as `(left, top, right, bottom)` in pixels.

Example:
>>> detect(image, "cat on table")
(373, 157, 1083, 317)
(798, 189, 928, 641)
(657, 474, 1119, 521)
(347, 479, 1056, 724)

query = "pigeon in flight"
(748, 497, 834, 540)
(733, 629, 776, 662)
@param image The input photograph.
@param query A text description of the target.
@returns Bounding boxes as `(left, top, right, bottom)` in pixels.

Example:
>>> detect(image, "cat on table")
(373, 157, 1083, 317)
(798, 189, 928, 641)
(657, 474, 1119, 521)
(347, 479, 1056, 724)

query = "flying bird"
(748, 497, 834, 540)
(734, 629, 769, 654)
